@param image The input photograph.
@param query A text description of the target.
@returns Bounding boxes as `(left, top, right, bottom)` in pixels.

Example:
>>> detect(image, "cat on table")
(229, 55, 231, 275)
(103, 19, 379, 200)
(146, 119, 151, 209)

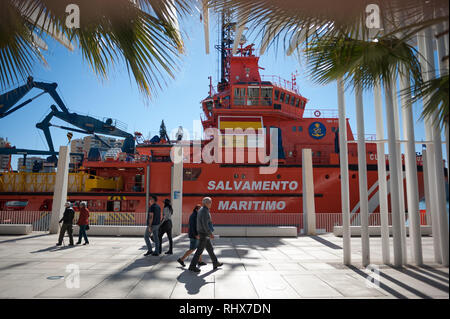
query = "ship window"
(292, 126, 296, 132)
(280, 91, 285, 102)
(331, 127, 336, 132)
(295, 99, 300, 107)
(261, 88, 272, 106)
(285, 94, 290, 104)
(274, 90, 280, 101)
(247, 87, 259, 106)
(300, 100, 306, 109)
(183, 168, 202, 181)
(274, 103, 281, 110)
(298, 126, 302, 132)
(234, 88, 246, 105)
(290, 96, 295, 105)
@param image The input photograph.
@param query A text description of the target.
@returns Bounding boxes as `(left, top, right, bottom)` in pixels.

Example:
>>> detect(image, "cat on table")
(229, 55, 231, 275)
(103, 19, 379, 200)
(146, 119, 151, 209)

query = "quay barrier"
(0, 224, 33, 235)
(0, 211, 429, 235)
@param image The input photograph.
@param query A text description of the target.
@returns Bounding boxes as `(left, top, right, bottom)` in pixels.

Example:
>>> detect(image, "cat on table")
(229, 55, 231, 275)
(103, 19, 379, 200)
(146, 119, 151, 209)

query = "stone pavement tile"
(242, 262, 276, 271)
(247, 272, 300, 299)
(287, 253, 317, 261)
(377, 269, 449, 298)
(0, 278, 64, 298)
(270, 262, 305, 271)
(214, 274, 259, 299)
(127, 272, 178, 298)
(316, 273, 387, 297)
(299, 262, 337, 270)
(36, 275, 108, 298)
(170, 270, 215, 299)
(81, 273, 145, 298)
(282, 274, 343, 298)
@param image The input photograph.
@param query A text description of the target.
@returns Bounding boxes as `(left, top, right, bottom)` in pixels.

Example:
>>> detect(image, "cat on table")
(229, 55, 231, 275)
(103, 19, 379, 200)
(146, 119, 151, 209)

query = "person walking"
(57, 202, 75, 246)
(76, 201, 90, 245)
(177, 204, 206, 267)
(188, 197, 223, 273)
(158, 199, 174, 255)
(144, 195, 161, 256)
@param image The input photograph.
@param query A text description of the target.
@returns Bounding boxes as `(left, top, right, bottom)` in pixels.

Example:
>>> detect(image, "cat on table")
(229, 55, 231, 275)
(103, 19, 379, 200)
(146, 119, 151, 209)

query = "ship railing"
(261, 75, 299, 94)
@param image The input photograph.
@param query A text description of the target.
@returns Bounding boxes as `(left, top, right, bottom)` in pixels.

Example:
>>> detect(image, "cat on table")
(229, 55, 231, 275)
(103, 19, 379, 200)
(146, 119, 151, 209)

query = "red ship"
(0, 30, 428, 233)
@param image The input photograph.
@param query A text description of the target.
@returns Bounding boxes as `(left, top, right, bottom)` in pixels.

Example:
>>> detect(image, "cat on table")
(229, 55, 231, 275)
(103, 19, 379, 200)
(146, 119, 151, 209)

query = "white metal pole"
(422, 150, 441, 262)
(424, 27, 449, 266)
(384, 81, 403, 267)
(373, 82, 390, 264)
(355, 85, 370, 266)
(337, 77, 351, 265)
(302, 148, 316, 235)
(399, 66, 423, 265)
(391, 79, 408, 264)
(417, 31, 442, 263)
(434, 22, 449, 184)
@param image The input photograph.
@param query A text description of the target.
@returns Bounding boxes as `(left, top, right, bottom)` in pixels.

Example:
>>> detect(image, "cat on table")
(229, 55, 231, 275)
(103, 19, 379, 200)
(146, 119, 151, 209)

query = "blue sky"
(0, 11, 447, 169)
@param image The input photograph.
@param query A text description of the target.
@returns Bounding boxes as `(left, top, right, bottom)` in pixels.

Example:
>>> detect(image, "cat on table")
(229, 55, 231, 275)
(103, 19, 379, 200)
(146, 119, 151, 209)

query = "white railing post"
(337, 77, 351, 265)
(374, 82, 390, 264)
(423, 26, 449, 266)
(384, 81, 403, 267)
(399, 65, 423, 265)
(49, 146, 70, 234)
(418, 31, 442, 264)
(391, 79, 408, 264)
(355, 85, 370, 266)
(302, 148, 316, 235)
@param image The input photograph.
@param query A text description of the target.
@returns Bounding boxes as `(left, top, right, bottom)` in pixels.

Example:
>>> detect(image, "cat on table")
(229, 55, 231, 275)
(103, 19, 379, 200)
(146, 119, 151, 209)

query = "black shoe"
(83, 242, 89, 245)
(68, 243, 74, 246)
(165, 251, 173, 255)
(198, 261, 207, 266)
(151, 252, 160, 256)
(56, 243, 62, 246)
(76, 242, 81, 245)
(189, 267, 201, 273)
(144, 251, 152, 256)
(177, 258, 185, 267)
(213, 262, 223, 270)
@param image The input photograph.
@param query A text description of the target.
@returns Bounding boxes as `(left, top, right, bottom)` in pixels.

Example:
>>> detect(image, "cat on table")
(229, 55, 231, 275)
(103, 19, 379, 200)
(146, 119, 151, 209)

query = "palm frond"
(403, 74, 449, 129)
(304, 35, 423, 91)
(0, 0, 197, 99)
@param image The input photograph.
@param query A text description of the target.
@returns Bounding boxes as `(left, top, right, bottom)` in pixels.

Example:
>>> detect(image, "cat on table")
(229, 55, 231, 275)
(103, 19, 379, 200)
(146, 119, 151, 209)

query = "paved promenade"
(0, 233, 448, 299)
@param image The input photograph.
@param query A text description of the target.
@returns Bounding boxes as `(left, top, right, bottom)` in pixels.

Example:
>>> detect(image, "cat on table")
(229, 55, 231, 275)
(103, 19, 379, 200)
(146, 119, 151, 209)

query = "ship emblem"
(309, 122, 326, 139)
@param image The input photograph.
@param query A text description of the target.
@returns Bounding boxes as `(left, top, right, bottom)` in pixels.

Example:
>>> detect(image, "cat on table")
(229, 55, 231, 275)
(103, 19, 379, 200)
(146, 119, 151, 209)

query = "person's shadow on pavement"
(176, 269, 217, 295)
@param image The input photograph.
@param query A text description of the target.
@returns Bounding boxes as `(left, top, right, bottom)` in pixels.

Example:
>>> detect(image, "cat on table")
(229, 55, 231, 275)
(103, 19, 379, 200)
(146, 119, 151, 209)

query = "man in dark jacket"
(144, 195, 161, 256)
(188, 197, 223, 273)
(57, 202, 75, 246)
(177, 204, 206, 267)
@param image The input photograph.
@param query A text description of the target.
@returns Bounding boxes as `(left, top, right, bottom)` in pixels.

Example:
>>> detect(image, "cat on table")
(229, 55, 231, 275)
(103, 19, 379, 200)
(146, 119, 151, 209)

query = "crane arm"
(0, 76, 69, 118)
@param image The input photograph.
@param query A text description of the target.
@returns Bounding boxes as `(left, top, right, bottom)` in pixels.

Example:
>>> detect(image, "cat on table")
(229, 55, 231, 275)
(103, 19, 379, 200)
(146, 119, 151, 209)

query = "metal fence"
(1, 211, 427, 234)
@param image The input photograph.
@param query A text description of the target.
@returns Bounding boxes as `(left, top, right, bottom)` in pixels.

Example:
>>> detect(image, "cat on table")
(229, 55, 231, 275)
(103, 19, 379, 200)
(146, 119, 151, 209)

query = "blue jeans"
(144, 224, 161, 254)
(78, 225, 89, 243)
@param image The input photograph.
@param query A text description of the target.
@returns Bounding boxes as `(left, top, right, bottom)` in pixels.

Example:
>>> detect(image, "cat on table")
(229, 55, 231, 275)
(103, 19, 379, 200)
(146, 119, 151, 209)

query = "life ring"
(314, 110, 321, 117)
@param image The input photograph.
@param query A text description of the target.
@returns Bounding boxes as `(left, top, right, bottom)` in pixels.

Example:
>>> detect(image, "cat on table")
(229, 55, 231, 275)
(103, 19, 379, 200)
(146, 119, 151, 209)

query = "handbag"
(86, 225, 90, 230)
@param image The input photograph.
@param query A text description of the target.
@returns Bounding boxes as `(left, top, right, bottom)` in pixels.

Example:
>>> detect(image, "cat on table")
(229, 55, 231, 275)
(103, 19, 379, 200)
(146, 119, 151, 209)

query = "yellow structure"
(0, 172, 123, 192)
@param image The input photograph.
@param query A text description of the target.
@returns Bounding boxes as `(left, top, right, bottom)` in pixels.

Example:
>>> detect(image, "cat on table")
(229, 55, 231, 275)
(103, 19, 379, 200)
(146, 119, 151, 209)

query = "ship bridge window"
(234, 88, 246, 105)
(247, 87, 259, 106)
(285, 94, 290, 104)
(274, 90, 280, 101)
(298, 126, 303, 132)
(292, 126, 296, 132)
(295, 99, 300, 107)
(290, 96, 295, 105)
(280, 91, 285, 102)
(300, 100, 306, 109)
(261, 87, 273, 106)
